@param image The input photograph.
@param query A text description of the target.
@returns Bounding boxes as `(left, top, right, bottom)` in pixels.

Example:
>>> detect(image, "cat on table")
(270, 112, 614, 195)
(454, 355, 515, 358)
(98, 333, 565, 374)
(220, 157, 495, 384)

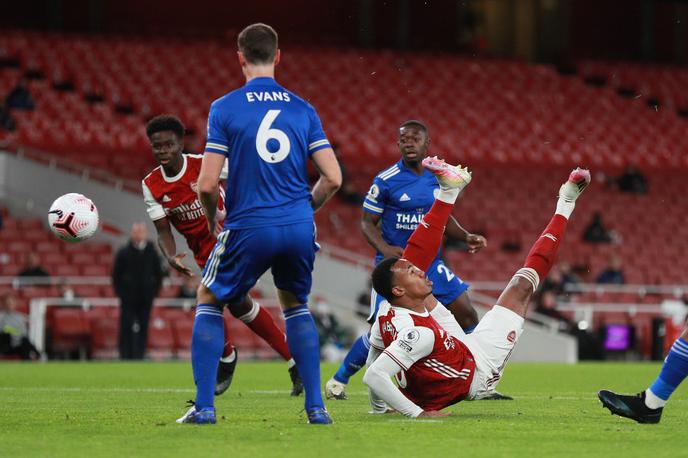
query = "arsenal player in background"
(142, 114, 302, 396)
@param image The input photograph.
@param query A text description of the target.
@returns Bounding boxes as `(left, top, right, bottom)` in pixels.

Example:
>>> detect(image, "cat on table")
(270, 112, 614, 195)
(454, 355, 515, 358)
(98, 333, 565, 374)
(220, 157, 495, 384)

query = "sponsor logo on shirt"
(395, 212, 425, 231)
(165, 199, 205, 222)
(398, 340, 413, 352)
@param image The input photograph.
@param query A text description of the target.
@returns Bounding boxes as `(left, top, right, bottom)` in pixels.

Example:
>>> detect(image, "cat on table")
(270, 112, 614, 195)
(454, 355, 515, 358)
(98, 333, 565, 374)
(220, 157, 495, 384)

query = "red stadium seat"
(146, 315, 175, 360)
(89, 317, 119, 359)
(50, 308, 90, 357)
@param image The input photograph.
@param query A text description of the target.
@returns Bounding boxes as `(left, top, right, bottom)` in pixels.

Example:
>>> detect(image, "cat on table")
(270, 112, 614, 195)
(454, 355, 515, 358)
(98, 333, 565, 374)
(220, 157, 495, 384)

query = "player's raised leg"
(495, 167, 590, 318)
(598, 325, 688, 424)
(457, 167, 589, 400)
(403, 156, 473, 271)
(228, 295, 302, 396)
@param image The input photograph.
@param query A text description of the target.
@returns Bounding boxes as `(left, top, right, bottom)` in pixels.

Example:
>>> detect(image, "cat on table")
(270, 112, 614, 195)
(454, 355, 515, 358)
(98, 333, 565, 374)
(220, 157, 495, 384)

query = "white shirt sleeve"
(141, 181, 166, 221)
(362, 326, 435, 418)
(219, 159, 229, 180)
(369, 319, 385, 351)
(365, 345, 389, 414)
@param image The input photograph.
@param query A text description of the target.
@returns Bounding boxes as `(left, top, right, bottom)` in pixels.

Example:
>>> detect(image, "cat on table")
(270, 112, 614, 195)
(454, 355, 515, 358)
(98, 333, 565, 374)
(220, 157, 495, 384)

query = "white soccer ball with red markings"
(48, 193, 99, 242)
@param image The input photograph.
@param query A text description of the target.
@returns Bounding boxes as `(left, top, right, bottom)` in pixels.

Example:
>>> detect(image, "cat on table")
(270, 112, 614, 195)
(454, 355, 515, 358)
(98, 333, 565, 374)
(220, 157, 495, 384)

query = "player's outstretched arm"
(310, 147, 342, 212)
(365, 346, 392, 414)
(363, 327, 445, 418)
(363, 352, 424, 417)
(446, 216, 487, 254)
(153, 218, 193, 276)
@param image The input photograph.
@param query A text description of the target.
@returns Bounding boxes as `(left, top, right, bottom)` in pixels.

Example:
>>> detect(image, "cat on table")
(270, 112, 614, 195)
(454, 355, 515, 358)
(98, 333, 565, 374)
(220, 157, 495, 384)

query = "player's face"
(390, 259, 433, 301)
(398, 126, 428, 164)
(150, 131, 183, 167)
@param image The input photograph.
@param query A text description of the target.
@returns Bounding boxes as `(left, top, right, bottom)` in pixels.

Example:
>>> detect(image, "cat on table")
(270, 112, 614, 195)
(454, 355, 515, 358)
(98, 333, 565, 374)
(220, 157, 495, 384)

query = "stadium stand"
(1, 31, 688, 180)
(1, 32, 686, 360)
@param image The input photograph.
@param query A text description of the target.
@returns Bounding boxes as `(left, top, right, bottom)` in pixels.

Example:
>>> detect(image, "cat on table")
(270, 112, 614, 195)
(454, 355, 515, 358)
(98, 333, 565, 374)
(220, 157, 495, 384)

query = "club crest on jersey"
(507, 330, 517, 343)
(190, 181, 198, 193)
(367, 184, 380, 200)
(403, 329, 420, 344)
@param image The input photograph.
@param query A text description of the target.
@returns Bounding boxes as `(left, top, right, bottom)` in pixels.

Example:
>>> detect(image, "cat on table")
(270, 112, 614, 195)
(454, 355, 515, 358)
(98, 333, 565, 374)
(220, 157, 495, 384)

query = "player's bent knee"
(197, 284, 217, 305)
(227, 295, 252, 318)
(277, 289, 303, 310)
(496, 276, 534, 317)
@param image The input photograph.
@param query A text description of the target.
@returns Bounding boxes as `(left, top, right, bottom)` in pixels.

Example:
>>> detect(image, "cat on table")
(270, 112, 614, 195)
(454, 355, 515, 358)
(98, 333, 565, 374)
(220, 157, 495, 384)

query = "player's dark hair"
(399, 119, 429, 136)
(238, 23, 278, 65)
(146, 114, 185, 139)
(371, 256, 401, 301)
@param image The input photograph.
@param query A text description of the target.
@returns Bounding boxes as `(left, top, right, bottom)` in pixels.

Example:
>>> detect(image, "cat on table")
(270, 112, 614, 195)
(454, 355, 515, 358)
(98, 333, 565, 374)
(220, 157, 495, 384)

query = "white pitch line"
(0, 387, 194, 393)
(387, 419, 444, 423)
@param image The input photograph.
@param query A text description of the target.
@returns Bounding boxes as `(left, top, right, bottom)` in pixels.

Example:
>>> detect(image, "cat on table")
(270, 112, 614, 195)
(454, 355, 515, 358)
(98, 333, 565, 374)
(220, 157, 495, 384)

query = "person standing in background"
(112, 222, 164, 360)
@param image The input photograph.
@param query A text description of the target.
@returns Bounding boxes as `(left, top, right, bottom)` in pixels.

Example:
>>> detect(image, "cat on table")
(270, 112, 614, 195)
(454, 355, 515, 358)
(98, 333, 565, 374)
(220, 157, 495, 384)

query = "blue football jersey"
(204, 77, 331, 230)
(363, 160, 442, 263)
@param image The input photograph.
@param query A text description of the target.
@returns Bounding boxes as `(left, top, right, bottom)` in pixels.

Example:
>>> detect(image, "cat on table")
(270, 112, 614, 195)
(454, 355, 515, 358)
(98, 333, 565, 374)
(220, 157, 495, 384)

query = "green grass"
(0, 362, 684, 458)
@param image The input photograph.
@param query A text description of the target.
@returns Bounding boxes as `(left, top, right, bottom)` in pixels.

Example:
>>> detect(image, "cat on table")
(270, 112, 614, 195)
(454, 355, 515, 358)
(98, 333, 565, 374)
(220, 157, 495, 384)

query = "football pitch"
(0, 362, 683, 458)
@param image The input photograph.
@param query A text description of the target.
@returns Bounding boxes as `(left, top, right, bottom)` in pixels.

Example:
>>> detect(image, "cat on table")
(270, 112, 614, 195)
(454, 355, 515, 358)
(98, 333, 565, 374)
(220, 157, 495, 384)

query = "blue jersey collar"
(398, 158, 432, 178)
(245, 76, 278, 87)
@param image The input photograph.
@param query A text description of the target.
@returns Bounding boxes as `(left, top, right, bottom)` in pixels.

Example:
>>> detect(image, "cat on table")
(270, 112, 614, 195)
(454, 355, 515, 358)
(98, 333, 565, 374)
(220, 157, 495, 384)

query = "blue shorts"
(367, 258, 469, 322)
(201, 222, 318, 305)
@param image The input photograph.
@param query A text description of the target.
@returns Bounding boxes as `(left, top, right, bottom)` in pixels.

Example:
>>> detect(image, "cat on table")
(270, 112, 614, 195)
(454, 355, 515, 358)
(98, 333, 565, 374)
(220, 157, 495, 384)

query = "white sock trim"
(221, 348, 236, 363)
(555, 198, 575, 219)
(237, 299, 260, 323)
(287, 358, 296, 368)
(513, 268, 540, 291)
(437, 188, 459, 204)
(645, 389, 667, 409)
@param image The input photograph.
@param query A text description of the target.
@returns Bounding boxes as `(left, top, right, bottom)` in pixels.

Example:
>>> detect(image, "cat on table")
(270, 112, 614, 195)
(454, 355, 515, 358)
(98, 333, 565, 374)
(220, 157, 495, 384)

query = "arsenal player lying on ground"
(363, 157, 590, 417)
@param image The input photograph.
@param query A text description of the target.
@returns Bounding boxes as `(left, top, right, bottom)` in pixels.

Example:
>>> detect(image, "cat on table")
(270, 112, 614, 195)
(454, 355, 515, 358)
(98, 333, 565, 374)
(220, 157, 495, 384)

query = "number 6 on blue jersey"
(257, 110, 291, 163)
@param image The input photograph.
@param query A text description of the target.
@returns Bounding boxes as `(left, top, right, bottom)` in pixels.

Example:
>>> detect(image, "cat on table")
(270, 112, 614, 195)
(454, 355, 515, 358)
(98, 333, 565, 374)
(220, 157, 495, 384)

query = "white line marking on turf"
(387, 419, 444, 423)
(0, 387, 195, 393)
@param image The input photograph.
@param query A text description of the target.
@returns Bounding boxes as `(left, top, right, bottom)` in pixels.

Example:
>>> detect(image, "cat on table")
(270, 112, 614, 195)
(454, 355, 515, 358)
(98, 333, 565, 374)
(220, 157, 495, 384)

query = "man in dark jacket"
(112, 222, 163, 359)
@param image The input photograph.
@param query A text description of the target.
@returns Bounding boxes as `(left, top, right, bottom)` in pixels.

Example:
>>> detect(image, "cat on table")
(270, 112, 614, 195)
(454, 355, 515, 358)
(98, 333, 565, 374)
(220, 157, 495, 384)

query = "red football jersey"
(142, 154, 225, 268)
(372, 305, 476, 411)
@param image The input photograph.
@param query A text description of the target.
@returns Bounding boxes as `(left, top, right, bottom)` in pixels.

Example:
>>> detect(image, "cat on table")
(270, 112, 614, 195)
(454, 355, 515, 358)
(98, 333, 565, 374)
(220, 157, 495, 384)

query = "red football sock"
(222, 317, 235, 358)
(242, 304, 292, 361)
(523, 214, 568, 280)
(402, 199, 454, 272)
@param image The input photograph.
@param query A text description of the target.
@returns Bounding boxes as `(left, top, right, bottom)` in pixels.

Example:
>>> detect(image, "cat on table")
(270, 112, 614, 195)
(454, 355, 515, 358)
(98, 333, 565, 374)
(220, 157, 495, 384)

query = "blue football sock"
(284, 305, 324, 411)
(192, 304, 225, 410)
(649, 337, 688, 401)
(333, 332, 371, 384)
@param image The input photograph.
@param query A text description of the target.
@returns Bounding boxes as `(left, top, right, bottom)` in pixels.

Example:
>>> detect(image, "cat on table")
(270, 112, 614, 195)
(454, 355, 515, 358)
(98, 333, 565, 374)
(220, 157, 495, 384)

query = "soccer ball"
(48, 193, 99, 242)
